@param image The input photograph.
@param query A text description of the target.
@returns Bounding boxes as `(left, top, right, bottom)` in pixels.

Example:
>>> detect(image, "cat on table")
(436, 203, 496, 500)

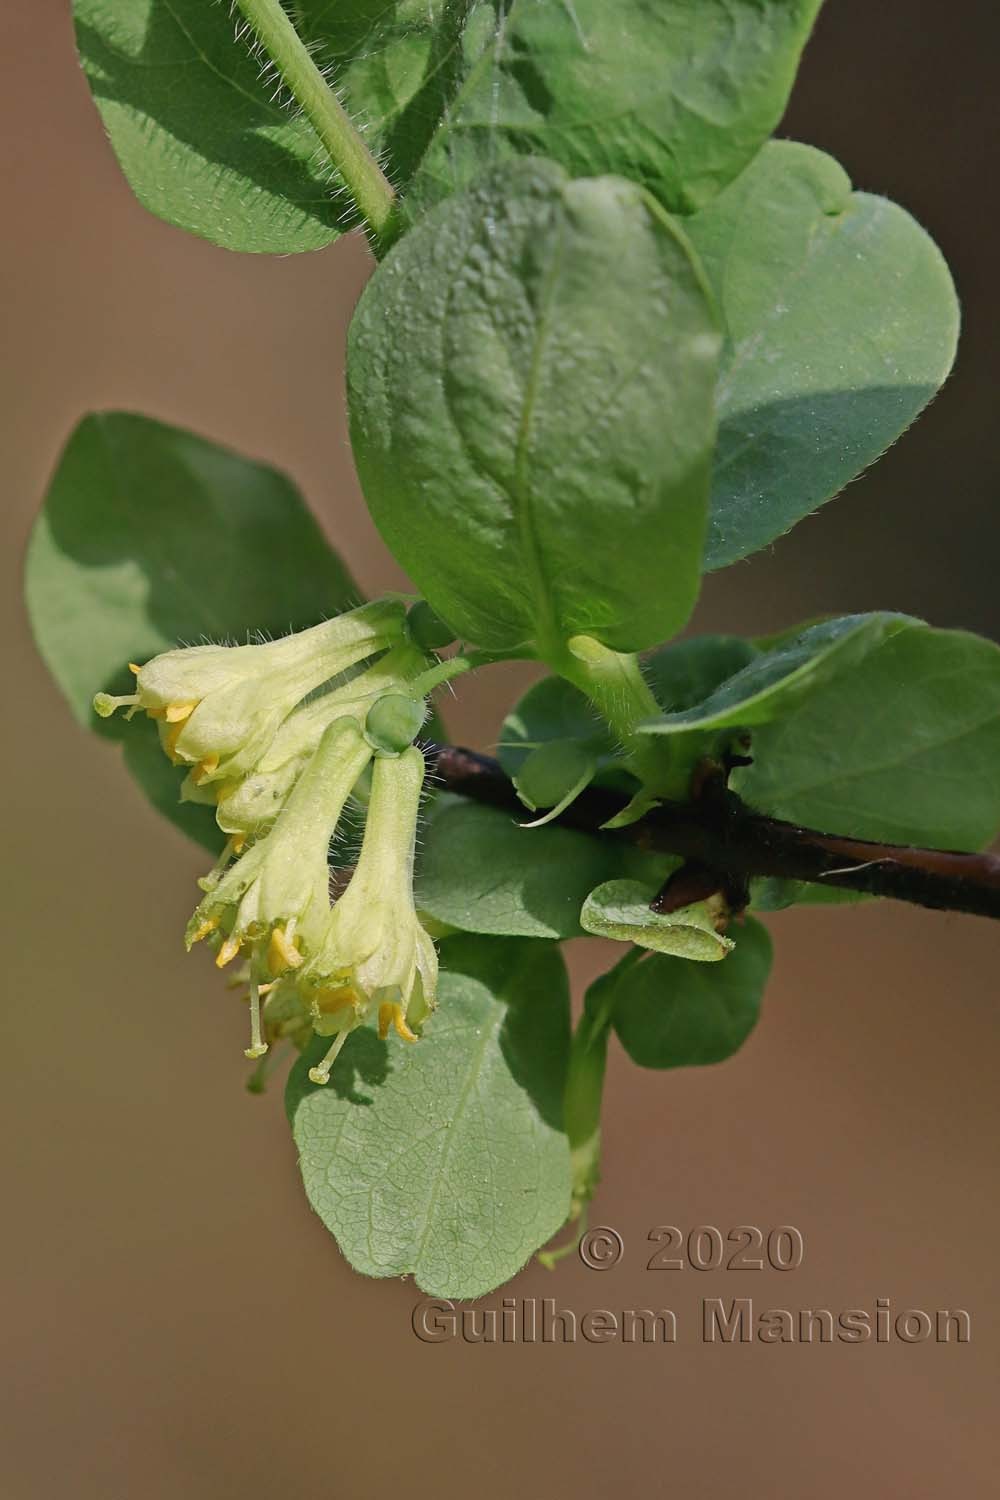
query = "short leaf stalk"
(540, 954, 640, 1271)
(232, 0, 397, 247)
(557, 634, 689, 801)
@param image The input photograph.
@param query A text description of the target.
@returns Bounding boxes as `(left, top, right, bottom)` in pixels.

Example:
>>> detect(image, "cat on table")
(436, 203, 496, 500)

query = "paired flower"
(207, 640, 428, 845)
(99, 599, 443, 1073)
(94, 600, 405, 785)
(186, 715, 373, 1055)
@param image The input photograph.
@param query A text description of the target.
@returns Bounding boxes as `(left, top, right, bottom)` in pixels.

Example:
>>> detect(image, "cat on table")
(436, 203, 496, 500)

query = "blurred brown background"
(4, 3, 998, 1495)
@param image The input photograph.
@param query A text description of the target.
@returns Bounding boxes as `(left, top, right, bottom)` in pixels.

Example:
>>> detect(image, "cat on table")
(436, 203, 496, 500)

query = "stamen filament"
(308, 1029, 351, 1085)
(244, 980, 269, 1060)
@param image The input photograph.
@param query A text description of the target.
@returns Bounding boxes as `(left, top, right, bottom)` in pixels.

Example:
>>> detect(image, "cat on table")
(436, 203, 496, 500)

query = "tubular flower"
(299, 744, 437, 1086)
(186, 717, 373, 1057)
(206, 640, 430, 844)
(93, 600, 405, 785)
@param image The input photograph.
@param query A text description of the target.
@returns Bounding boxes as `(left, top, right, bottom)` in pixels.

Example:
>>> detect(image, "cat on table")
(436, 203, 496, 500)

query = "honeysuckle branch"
(233, 0, 396, 246)
(428, 744, 1000, 923)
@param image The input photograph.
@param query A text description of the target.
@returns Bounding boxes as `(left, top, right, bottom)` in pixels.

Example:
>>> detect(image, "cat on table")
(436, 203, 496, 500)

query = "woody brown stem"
(426, 744, 1000, 922)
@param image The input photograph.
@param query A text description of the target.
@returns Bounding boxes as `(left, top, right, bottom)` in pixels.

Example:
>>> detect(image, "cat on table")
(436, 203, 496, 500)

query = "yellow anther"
(190, 916, 219, 944)
(379, 1002, 417, 1043)
(314, 985, 357, 1018)
(215, 932, 242, 968)
(267, 925, 303, 976)
(128, 663, 141, 675)
(192, 754, 220, 784)
(162, 718, 186, 761)
(164, 700, 198, 723)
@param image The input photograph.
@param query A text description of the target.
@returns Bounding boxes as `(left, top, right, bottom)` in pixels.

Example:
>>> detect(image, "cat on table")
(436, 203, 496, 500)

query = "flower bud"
(406, 600, 456, 652)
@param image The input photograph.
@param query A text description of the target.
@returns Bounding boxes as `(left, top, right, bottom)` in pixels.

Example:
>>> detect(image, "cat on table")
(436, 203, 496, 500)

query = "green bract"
(348, 157, 721, 657)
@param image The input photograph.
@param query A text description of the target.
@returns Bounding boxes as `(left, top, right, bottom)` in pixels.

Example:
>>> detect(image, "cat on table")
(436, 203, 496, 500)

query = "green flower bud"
(406, 600, 456, 652)
(298, 745, 437, 1085)
(94, 600, 405, 785)
(364, 692, 426, 754)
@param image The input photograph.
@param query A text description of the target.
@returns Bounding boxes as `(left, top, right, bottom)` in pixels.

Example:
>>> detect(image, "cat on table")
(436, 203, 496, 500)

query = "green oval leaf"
(644, 634, 761, 711)
(735, 624, 1000, 849)
(498, 675, 617, 780)
(641, 613, 912, 736)
(74, 0, 357, 252)
(684, 141, 961, 569)
(415, 796, 670, 940)
(581, 880, 735, 962)
(25, 413, 356, 848)
(407, 1, 824, 218)
(286, 933, 572, 1298)
(513, 740, 597, 814)
(613, 917, 773, 1068)
(348, 157, 721, 657)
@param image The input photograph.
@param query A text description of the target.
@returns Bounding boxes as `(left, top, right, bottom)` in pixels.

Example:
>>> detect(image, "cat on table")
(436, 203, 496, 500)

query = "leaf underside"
(286, 933, 572, 1297)
(25, 412, 357, 848)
